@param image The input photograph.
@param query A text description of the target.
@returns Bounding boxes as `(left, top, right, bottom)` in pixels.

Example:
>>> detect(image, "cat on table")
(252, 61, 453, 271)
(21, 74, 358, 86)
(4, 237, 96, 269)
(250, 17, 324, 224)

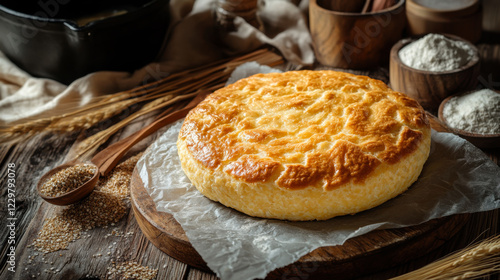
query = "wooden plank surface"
(1, 48, 500, 280)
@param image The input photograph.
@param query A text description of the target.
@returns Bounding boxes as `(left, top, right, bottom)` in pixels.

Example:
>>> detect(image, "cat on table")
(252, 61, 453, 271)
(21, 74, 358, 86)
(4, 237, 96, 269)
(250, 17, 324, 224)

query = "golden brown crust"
(180, 70, 428, 188)
(177, 70, 431, 220)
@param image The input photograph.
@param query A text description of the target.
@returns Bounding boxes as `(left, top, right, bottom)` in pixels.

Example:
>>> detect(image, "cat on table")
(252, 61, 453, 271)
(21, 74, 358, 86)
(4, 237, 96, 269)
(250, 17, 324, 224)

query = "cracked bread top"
(179, 70, 429, 192)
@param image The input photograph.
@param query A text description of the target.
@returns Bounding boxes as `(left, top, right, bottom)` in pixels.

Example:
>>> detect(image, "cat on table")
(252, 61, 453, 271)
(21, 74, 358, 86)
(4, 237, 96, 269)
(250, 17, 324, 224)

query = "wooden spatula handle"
(91, 91, 209, 176)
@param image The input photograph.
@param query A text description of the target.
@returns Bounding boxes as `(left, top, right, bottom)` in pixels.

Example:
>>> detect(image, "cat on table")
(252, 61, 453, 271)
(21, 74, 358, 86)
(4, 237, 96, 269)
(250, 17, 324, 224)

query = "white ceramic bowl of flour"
(438, 89, 500, 148)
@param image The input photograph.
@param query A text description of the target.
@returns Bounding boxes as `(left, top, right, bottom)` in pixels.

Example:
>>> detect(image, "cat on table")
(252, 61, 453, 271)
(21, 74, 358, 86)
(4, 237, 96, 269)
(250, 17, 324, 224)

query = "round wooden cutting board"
(130, 115, 470, 279)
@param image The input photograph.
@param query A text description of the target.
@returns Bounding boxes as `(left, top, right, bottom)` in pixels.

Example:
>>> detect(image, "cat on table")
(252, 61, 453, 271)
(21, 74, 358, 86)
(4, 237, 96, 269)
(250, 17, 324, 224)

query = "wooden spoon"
(37, 91, 209, 206)
(361, 0, 373, 13)
(362, 0, 395, 13)
(371, 0, 396, 12)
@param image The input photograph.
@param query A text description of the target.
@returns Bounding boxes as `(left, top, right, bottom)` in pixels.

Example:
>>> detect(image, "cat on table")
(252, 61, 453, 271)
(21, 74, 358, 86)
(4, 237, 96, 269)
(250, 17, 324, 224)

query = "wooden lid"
(407, 0, 479, 18)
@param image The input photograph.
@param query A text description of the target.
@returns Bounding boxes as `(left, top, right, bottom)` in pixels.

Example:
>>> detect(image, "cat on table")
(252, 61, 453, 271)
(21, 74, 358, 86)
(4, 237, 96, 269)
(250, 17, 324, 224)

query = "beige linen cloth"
(0, 0, 313, 124)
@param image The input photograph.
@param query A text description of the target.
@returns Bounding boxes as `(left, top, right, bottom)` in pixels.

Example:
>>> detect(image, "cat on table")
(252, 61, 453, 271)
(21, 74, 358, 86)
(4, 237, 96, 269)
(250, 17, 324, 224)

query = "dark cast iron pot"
(0, 0, 170, 84)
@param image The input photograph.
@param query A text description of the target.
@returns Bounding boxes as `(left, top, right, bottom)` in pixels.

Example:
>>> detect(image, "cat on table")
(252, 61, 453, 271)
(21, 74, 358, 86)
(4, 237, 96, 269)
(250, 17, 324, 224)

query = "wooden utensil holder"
(309, 0, 406, 69)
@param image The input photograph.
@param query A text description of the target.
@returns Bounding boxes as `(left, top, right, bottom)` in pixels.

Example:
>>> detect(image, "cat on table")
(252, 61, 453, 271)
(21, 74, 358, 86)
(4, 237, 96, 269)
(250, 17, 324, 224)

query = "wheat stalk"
(0, 96, 152, 143)
(75, 80, 226, 159)
(392, 235, 500, 280)
(0, 49, 283, 144)
(0, 96, 143, 140)
(50, 100, 139, 132)
(74, 88, 211, 159)
(75, 93, 178, 158)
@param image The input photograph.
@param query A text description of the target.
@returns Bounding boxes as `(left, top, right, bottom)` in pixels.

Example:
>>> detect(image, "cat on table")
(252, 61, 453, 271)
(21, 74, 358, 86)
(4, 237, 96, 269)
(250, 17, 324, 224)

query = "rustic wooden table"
(1, 37, 499, 280)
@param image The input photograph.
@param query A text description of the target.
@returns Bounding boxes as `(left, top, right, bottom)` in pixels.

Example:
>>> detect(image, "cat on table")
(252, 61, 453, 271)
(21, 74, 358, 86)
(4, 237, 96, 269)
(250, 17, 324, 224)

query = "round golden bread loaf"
(177, 70, 431, 221)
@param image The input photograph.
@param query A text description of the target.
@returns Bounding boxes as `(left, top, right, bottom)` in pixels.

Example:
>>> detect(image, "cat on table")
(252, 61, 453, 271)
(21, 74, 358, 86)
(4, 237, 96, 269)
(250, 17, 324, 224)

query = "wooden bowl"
(406, 0, 482, 43)
(389, 34, 480, 112)
(309, 0, 406, 69)
(438, 90, 500, 149)
(37, 163, 99, 206)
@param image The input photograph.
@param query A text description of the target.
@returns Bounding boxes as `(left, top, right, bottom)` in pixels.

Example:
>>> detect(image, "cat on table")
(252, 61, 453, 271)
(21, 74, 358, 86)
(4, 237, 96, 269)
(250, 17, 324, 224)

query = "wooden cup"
(309, 0, 406, 69)
(389, 34, 480, 112)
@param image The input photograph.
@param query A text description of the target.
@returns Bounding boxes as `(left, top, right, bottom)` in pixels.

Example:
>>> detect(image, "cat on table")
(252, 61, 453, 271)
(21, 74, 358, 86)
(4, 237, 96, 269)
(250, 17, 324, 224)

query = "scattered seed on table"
(32, 153, 142, 253)
(107, 261, 158, 280)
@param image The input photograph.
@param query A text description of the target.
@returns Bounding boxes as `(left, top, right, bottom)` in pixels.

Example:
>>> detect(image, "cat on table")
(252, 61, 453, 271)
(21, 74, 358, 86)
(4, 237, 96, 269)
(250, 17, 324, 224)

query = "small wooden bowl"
(438, 90, 500, 149)
(309, 0, 406, 69)
(389, 34, 480, 112)
(37, 163, 98, 206)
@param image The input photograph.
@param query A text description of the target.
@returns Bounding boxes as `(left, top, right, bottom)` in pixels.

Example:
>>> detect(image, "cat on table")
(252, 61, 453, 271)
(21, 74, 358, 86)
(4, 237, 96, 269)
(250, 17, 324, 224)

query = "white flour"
(399, 33, 475, 72)
(442, 89, 500, 134)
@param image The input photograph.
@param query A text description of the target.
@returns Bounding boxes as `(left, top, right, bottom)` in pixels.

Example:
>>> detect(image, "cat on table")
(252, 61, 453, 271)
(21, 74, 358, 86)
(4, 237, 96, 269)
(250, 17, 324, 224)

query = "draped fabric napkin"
(0, 0, 313, 123)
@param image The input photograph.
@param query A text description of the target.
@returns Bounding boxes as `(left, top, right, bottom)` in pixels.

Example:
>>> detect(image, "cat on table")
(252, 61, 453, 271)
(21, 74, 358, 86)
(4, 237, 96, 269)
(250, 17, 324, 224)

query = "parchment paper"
(136, 121, 500, 280)
(136, 62, 500, 280)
